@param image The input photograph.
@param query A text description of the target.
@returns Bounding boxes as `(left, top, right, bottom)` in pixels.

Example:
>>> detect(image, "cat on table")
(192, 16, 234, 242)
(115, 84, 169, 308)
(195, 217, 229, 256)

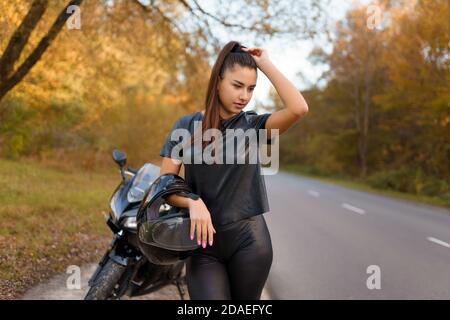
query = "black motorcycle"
(84, 149, 188, 300)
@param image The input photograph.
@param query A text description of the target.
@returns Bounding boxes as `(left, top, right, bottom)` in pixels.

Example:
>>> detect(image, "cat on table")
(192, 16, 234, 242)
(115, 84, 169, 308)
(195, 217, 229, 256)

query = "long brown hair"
(189, 41, 257, 155)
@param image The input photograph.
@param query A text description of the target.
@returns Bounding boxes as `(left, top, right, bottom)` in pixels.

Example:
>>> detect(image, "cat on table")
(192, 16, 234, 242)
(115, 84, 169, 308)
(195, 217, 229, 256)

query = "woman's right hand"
(188, 198, 216, 248)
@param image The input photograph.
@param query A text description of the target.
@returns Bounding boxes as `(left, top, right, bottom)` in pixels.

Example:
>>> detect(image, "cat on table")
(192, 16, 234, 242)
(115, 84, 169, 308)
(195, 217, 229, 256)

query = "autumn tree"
(0, 0, 83, 103)
(0, 0, 329, 165)
(278, 0, 449, 199)
(375, 0, 450, 182)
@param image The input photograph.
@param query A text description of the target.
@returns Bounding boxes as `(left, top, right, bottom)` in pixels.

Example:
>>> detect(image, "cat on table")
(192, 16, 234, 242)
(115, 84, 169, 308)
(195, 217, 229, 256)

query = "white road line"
(427, 237, 450, 249)
(341, 203, 366, 215)
(308, 190, 320, 197)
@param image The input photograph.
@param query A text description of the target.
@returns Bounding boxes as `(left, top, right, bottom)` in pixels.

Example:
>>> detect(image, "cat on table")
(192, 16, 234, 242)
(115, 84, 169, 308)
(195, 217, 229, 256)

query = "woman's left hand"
(241, 46, 271, 68)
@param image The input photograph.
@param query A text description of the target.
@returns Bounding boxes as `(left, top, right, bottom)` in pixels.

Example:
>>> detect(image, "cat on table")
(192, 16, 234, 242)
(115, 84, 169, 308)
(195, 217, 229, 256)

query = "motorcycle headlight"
(123, 217, 137, 230)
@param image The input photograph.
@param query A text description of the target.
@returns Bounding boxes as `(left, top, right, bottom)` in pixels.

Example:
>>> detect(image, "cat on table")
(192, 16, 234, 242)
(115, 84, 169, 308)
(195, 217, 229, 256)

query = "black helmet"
(136, 173, 200, 265)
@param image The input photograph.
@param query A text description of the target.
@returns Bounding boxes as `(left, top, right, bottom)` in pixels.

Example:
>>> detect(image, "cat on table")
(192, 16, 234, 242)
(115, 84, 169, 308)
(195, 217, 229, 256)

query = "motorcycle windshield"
(127, 163, 160, 203)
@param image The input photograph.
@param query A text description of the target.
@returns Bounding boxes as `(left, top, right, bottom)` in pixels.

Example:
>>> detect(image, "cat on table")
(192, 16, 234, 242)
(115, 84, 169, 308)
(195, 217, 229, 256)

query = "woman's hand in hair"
(241, 46, 270, 67)
(188, 198, 216, 248)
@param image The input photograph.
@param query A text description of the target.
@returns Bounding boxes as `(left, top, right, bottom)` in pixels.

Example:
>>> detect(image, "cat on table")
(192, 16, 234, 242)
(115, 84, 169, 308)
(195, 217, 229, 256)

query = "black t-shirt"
(159, 110, 272, 227)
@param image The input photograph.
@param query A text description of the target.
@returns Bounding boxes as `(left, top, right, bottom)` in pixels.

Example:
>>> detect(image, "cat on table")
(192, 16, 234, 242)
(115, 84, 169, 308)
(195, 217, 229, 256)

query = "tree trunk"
(0, 0, 84, 103)
(0, 0, 48, 81)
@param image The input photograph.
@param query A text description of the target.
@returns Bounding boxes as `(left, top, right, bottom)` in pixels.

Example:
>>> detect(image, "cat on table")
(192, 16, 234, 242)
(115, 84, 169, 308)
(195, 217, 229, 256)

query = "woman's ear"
(216, 79, 221, 92)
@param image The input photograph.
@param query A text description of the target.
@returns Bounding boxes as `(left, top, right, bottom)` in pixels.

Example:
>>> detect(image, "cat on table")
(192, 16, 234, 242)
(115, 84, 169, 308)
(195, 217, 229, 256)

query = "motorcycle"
(84, 149, 188, 300)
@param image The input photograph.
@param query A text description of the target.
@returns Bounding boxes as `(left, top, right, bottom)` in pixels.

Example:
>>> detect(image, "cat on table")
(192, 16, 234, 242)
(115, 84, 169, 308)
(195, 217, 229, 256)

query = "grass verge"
(0, 158, 120, 299)
(281, 164, 450, 209)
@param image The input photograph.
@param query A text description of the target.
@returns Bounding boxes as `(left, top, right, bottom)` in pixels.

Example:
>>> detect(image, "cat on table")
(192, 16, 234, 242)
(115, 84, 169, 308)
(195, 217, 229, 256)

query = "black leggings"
(186, 214, 273, 300)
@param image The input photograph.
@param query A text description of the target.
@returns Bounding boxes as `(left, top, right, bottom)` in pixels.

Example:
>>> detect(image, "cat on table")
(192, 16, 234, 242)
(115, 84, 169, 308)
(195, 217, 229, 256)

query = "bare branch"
(132, 0, 194, 50)
(181, 0, 268, 33)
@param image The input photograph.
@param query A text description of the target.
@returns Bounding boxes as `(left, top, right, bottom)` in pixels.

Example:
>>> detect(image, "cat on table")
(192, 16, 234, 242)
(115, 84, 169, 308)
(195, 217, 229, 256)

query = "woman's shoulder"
(172, 111, 203, 128)
(244, 109, 269, 117)
(242, 110, 272, 130)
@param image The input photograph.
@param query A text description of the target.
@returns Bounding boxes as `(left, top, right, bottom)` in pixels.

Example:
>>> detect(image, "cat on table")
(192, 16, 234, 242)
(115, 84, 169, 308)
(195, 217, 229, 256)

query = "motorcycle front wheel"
(84, 259, 126, 300)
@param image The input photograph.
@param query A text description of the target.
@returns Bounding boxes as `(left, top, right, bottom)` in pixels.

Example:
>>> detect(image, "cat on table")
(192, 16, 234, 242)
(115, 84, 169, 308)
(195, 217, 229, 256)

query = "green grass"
(280, 164, 450, 209)
(0, 158, 120, 299)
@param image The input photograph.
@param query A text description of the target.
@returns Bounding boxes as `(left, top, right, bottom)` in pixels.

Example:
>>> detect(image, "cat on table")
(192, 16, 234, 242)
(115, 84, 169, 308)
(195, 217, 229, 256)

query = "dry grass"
(0, 158, 121, 299)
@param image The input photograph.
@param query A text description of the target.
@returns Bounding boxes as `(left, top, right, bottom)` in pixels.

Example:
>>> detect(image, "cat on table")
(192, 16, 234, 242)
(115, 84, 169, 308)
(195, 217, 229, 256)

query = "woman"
(159, 41, 308, 300)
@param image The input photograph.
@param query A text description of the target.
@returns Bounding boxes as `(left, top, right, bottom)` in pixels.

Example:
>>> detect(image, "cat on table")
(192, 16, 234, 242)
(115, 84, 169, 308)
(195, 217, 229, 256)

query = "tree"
(376, 0, 450, 180)
(0, 0, 83, 102)
(278, 0, 449, 198)
(0, 0, 328, 105)
(320, 5, 387, 177)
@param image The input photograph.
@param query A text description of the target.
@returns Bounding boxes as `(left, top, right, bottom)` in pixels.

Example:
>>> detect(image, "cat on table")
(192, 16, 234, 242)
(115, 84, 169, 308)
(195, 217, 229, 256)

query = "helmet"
(136, 173, 200, 265)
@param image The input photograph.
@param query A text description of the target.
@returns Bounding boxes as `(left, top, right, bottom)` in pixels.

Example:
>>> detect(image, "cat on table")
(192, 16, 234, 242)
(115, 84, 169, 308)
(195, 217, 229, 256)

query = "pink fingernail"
(197, 240, 201, 245)
(202, 242, 206, 248)
(209, 241, 213, 246)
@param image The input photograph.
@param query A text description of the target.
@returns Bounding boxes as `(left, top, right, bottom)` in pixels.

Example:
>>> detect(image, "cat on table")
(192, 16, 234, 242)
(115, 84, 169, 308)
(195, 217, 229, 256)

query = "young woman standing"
(159, 41, 309, 300)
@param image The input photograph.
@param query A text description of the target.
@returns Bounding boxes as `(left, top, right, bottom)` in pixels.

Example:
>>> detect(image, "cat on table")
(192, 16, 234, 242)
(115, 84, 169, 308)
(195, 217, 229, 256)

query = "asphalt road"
(263, 172, 450, 299)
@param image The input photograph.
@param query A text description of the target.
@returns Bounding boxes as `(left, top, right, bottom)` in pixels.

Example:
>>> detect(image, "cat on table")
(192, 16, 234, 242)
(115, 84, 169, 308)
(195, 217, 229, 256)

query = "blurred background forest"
(0, 0, 448, 200)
